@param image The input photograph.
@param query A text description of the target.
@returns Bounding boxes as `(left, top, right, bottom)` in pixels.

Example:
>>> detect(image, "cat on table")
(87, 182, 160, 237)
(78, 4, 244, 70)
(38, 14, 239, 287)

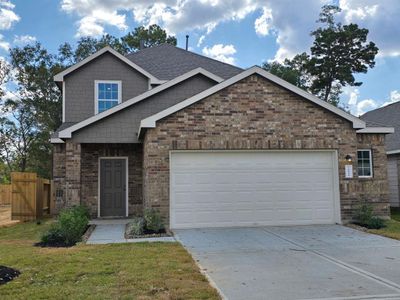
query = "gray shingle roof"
(126, 44, 243, 80)
(361, 102, 400, 152)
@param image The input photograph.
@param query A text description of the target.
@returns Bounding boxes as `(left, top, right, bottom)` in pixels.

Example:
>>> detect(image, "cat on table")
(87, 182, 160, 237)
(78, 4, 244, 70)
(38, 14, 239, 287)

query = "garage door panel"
(170, 151, 339, 229)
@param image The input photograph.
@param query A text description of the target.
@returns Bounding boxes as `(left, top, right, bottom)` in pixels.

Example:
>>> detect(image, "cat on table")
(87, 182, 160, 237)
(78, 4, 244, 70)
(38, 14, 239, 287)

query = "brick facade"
(142, 75, 390, 225)
(53, 142, 143, 217)
(54, 74, 390, 224)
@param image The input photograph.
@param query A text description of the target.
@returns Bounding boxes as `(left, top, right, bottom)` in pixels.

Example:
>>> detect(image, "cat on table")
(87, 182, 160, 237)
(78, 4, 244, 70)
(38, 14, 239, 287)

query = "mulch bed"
(125, 227, 172, 239)
(0, 266, 20, 285)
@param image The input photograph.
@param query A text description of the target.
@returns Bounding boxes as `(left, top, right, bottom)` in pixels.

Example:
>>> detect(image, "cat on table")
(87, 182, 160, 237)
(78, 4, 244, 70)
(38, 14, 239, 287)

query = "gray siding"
(71, 74, 216, 143)
(64, 52, 149, 123)
(388, 154, 400, 207)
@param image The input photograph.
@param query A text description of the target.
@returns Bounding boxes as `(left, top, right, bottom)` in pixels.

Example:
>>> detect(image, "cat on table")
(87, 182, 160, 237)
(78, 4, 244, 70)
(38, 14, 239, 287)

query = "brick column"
(65, 142, 81, 207)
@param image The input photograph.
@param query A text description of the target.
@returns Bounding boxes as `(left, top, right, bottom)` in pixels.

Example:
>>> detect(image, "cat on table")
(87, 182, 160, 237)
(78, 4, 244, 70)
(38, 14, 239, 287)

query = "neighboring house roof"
(126, 44, 243, 80)
(53, 46, 164, 84)
(57, 68, 223, 139)
(361, 101, 400, 153)
(138, 66, 371, 137)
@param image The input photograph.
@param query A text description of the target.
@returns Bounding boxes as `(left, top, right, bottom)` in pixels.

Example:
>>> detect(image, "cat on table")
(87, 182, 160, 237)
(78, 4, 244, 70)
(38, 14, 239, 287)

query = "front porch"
(53, 142, 143, 218)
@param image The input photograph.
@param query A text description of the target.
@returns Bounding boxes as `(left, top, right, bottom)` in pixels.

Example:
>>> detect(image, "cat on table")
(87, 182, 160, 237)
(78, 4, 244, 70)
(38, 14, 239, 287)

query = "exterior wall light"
(345, 155, 352, 162)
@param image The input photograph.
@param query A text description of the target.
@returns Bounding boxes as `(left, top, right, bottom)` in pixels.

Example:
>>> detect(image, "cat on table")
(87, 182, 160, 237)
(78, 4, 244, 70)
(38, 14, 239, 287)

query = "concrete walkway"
(86, 219, 175, 244)
(175, 225, 400, 300)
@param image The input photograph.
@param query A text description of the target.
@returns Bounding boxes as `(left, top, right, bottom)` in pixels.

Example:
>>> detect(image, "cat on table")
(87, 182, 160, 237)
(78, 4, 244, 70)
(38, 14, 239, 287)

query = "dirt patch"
(0, 266, 20, 285)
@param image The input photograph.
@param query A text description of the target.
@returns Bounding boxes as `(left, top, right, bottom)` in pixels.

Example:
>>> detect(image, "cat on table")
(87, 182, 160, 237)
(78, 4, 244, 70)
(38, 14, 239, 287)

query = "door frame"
(98, 156, 129, 218)
(169, 149, 341, 229)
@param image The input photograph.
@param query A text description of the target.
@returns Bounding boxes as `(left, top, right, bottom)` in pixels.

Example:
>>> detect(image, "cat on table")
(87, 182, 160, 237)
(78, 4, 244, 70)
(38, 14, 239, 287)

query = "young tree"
(262, 5, 378, 106)
(0, 99, 38, 173)
(121, 24, 177, 53)
(308, 5, 378, 105)
(263, 53, 311, 90)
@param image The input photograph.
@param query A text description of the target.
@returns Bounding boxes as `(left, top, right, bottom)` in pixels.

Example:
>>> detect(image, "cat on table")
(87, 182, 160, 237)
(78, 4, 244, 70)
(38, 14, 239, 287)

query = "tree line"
(0, 5, 378, 183)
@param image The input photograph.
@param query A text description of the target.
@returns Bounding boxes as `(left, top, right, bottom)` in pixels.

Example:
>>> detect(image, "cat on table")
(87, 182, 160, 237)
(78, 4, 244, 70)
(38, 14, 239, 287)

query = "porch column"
(65, 142, 81, 207)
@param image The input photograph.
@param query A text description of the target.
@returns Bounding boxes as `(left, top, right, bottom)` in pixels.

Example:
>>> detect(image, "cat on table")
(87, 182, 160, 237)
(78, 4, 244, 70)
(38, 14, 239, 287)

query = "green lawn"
(0, 220, 219, 300)
(368, 207, 400, 240)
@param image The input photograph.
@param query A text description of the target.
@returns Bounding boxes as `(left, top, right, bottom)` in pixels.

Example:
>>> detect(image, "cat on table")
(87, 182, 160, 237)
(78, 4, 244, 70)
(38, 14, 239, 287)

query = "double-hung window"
(357, 149, 373, 178)
(95, 81, 121, 114)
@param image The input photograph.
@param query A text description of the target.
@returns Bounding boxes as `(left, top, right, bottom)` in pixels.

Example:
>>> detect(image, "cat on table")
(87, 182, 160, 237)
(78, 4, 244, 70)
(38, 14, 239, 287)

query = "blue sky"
(0, 0, 399, 116)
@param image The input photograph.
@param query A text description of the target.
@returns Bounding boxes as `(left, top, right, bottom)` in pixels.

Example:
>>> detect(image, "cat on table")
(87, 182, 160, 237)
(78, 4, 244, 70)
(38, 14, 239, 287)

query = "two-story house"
(51, 44, 393, 229)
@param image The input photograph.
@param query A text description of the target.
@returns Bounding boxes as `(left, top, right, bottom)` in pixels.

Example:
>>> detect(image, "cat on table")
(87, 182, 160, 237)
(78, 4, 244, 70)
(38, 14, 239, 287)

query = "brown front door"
(100, 158, 126, 217)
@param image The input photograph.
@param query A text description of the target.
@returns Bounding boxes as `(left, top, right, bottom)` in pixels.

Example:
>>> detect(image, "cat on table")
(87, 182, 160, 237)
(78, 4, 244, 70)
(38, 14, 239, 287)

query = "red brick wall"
(143, 74, 389, 225)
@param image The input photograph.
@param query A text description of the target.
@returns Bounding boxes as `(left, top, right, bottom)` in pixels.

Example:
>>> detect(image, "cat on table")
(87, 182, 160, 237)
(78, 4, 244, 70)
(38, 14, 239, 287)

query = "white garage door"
(170, 151, 340, 229)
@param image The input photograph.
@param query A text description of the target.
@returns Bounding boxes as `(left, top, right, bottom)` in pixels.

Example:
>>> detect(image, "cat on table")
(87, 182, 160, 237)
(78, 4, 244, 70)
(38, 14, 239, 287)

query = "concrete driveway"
(175, 225, 400, 300)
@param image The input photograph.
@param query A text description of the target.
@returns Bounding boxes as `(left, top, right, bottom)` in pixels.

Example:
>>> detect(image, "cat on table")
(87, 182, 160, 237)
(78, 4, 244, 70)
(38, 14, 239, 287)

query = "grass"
(0, 220, 219, 300)
(367, 207, 400, 240)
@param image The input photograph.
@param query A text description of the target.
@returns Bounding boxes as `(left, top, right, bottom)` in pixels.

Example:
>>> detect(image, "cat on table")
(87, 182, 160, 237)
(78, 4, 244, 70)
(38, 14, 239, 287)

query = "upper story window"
(95, 80, 121, 114)
(357, 149, 373, 178)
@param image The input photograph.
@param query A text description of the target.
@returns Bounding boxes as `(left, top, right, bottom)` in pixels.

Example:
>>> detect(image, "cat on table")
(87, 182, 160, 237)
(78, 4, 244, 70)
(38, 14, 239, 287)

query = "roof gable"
(58, 68, 223, 139)
(139, 66, 367, 136)
(54, 46, 164, 84)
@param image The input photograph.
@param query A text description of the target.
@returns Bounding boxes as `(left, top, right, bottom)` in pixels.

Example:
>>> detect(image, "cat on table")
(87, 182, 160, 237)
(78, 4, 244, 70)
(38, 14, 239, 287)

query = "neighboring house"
(51, 44, 394, 229)
(361, 103, 400, 207)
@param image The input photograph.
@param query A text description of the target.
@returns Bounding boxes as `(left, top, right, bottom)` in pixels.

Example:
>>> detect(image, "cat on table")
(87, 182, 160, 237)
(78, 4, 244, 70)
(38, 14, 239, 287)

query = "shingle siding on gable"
(64, 52, 149, 123)
(70, 74, 217, 143)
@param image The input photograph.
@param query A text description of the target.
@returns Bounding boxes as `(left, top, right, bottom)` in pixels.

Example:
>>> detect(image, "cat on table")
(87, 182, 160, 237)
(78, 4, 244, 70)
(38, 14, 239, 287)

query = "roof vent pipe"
(185, 35, 189, 51)
(139, 40, 145, 50)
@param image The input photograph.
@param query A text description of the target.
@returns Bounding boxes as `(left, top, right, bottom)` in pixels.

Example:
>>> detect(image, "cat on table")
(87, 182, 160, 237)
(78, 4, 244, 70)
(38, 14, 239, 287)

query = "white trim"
(62, 81, 65, 122)
(357, 149, 373, 178)
(139, 66, 366, 136)
(50, 138, 65, 144)
(54, 46, 162, 84)
(59, 68, 223, 138)
(387, 150, 400, 155)
(357, 127, 394, 134)
(94, 80, 122, 115)
(169, 149, 341, 229)
(98, 156, 129, 218)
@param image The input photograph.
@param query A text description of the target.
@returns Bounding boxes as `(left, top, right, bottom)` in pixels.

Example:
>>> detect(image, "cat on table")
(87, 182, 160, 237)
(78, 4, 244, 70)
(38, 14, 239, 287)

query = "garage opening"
(170, 151, 340, 229)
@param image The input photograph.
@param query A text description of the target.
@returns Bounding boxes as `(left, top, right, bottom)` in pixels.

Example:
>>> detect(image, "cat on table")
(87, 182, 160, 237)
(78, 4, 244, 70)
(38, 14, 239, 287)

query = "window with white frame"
(357, 149, 373, 177)
(95, 81, 121, 114)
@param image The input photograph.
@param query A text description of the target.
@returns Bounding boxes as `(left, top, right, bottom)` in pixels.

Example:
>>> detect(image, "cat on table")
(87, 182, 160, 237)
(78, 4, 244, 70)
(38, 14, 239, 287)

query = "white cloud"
(0, 1, 20, 30)
(60, 0, 324, 61)
(59, 0, 400, 61)
(202, 44, 236, 64)
(381, 90, 400, 107)
(197, 35, 205, 47)
(343, 86, 400, 115)
(254, 7, 273, 36)
(0, 34, 9, 51)
(339, 0, 400, 57)
(13, 34, 36, 45)
(356, 99, 377, 115)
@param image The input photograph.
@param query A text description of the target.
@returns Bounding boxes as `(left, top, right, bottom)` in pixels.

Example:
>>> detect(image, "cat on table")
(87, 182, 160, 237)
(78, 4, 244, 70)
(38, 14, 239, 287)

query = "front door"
(100, 158, 126, 217)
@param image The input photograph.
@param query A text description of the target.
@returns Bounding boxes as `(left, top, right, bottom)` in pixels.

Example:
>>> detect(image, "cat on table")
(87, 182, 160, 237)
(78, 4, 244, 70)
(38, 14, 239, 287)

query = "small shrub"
(126, 218, 145, 237)
(366, 216, 385, 229)
(40, 206, 89, 247)
(144, 208, 164, 233)
(354, 203, 385, 229)
(355, 204, 373, 226)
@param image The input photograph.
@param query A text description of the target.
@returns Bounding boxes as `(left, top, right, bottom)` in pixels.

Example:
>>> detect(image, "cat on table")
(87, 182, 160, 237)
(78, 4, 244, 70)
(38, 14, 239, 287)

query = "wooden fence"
(11, 172, 53, 221)
(0, 184, 11, 206)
